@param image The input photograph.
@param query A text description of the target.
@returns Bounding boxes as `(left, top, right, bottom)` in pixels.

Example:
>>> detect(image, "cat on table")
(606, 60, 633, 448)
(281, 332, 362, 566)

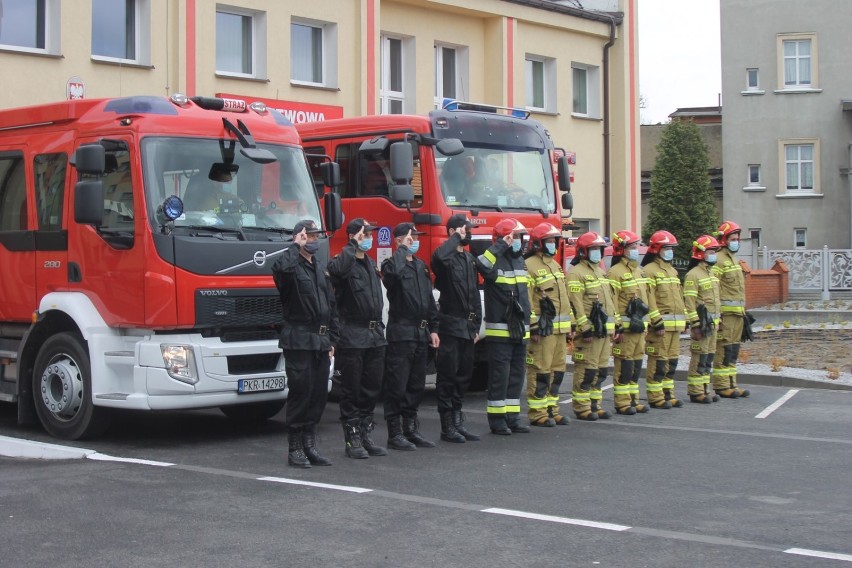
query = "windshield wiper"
(176, 224, 247, 241)
(464, 204, 504, 213)
(510, 205, 550, 218)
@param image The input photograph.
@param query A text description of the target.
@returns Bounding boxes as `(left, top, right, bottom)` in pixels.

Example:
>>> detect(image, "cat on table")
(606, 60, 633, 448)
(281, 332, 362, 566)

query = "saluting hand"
(294, 228, 308, 247)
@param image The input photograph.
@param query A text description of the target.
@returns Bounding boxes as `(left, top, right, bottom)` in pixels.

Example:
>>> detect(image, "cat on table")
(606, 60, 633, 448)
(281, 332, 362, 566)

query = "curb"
(0, 435, 94, 460)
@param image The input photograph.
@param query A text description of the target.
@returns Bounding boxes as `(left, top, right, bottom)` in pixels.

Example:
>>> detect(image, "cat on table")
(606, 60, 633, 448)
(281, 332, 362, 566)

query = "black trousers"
(337, 345, 386, 422)
(435, 334, 475, 414)
(487, 341, 526, 410)
(283, 349, 331, 430)
(383, 340, 428, 421)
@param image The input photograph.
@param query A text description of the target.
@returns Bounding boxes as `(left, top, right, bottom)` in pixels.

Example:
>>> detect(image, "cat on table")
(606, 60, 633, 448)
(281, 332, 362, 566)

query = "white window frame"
(744, 163, 765, 191)
(779, 139, 820, 196)
(525, 55, 556, 113)
(746, 68, 759, 90)
(291, 17, 337, 88)
(91, 0, 151, 66)
(434, 43, 469, 108)
(571, 63, 600, 119)
(776, 33, 819, 91)
(0, 0, 61, 55)
(794, 228, 807, 249)
(749, 228, 762, 249)
(381, 34, 414, 114)
(215, 5, 267, 79)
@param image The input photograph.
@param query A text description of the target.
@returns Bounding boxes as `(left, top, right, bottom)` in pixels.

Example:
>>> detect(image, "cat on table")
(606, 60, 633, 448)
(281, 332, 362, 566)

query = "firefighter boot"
(715, 345, 740, 398)
(439, 411, 466, 443)
(359, 416, 387, 456)
(630, 359, 650, 413)
(729, 346, 750, 397)
(615, 360, 637, 415)
(649, 359, 671, 409)
(548, 372, 570, 424)
(548, 407, 569, 425)
(342, 420, 369, 459)
(453, 410, 481, 441)
(574, 368, 599, 421)
(663, 357, 684, 408)
(705, 355, 720, 402)
(386, 416, 416, 451)
(689, 355, 713, 404)
(287, 429, 311, 468)
(403, 414, 436, 448)
(506, 413, 531, 433)
(488, 414, 512, 435)
(591, 399, 612, 420)
(302, 425, 333, 466)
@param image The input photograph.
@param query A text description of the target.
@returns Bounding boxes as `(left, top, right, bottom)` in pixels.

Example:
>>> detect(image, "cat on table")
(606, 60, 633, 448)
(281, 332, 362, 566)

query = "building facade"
(0, 0, 641, 235)
(721, 0, 852, 251)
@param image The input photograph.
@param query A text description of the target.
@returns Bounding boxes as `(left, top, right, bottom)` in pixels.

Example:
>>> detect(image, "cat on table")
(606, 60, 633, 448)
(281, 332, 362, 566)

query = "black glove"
(538, 297, 556, 337)
(589, 301, 608, 339)
(697, 304, 715, 335)
(741, 311, 756, 342)
(626, 297, 649, 333)
(581, 328, 595, 340)
(505, 297, 526, 341)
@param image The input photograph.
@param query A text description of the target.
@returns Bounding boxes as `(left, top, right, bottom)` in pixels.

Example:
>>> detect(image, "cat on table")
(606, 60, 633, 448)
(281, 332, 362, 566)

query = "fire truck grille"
(227, 353, 281, 375)
(195, 289, 283, 328)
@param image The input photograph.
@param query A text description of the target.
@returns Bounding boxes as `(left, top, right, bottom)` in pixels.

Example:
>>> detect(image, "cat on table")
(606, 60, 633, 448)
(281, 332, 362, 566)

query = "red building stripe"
(506, 17, 514, 107)
(186, 0, 196, 97)
(628, 0, 638, 231)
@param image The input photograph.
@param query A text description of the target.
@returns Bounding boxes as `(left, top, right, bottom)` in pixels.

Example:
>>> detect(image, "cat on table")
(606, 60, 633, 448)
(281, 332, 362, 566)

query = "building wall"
(721, 0, 852, 250)
(0, 0, 640, 236)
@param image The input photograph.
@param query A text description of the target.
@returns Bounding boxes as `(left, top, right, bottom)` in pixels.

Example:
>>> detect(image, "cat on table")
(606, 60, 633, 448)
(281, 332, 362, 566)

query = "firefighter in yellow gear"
(642, 230, 686, 409)
(607, 230, 651, 415)
(525, 223, 574, 426)
(566, 232, 619, 421)
(711, 221, 750, 398)
(683, 235, 722, 404)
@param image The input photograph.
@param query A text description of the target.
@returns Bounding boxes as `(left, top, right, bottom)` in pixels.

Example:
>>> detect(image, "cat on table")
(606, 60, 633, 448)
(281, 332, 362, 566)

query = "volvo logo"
(253, 250, 267, 267)
(200, 290, 229, 296)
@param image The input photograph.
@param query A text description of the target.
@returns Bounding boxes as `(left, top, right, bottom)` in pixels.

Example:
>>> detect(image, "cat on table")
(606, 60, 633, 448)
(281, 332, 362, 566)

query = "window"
(746, 68, 759, 90)
(434, 44, 469, 107)
(217, 6, 266, 78)
(291, 18, 337, 87)
(92, 0, 150, 64)
(0, 153, 27, 232)
(34, 153, 66, 231)
(744, 164, 764, 190)
(0, 0, 59, 54)
(525, 56, 556, 112)
(749, 228, 761, 248)
(784, 143, 814, 192)
(381, 35, 414, 114)
(794, 228, 807, 249)
(777, 33, 818, 90)
(572, 63, 600, 118)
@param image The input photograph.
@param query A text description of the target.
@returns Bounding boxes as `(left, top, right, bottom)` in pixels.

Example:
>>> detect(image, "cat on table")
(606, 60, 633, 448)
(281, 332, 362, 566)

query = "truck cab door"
(33, 152, 70, 301)
(0, 150, 36, 321)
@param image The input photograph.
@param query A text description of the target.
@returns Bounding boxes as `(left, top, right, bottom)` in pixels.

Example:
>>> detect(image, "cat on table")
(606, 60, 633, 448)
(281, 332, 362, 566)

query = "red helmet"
(715, 220, 741, 245)
(647, 230, 678, 254)
(611, 230, 640, 256)
(529, 222, 561, 251)
(575, 231, 606, 258)
(492, 218, 527, 242)
(691, 235, 720, 260)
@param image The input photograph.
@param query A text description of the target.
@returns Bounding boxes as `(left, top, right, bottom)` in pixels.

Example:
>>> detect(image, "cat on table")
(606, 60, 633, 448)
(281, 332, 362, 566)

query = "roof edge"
(501, 0, 624, 25)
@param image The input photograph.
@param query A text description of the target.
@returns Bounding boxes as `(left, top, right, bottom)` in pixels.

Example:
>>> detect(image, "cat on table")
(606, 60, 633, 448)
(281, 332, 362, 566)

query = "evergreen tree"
(644, 119, 719, 268)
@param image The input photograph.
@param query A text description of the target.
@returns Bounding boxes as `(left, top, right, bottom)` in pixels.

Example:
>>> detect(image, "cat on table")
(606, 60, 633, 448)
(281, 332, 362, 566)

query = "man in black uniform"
(381, 222, 440, 451)
(431, 214, 482, 443)
(272, 220, 339, 468)
(328, 218, 388, 459)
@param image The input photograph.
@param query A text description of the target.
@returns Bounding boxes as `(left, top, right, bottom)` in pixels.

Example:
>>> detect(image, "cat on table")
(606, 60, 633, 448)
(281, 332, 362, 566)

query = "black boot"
(342, 420, 369, 459)
(506, 412, 531, 433)
(359, 417, 387, 456)
(302, 425, 332, 466)
(403, 415, 435, 448)
(439, 411, 466, 443)
(488, 414, 512, 435)
(287, 429, 311, 468)
(591, 400, 612, 420)
(386, 416, 416, 451)
(453, 410, 480, 441)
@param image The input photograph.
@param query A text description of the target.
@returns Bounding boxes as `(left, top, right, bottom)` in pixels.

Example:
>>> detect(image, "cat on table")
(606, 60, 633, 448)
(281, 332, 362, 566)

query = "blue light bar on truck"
(441, 99, 530, 119)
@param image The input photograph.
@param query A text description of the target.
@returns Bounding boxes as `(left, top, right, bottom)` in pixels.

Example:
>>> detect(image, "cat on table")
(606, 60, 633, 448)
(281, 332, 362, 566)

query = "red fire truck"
(0, 94, 342, 439)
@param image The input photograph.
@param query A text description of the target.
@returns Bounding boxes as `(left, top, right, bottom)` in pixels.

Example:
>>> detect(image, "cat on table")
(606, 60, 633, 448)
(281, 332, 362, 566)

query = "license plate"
(238, 377, 285, 393)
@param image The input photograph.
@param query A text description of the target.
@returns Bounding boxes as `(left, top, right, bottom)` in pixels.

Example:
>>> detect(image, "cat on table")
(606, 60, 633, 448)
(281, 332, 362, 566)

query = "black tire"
(32, 332, 110, 440)
(220, 400, 285, 422)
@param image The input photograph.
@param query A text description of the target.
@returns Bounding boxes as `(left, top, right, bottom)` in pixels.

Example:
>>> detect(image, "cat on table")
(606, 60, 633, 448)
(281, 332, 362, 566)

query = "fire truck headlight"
(160, 345, 198, 384)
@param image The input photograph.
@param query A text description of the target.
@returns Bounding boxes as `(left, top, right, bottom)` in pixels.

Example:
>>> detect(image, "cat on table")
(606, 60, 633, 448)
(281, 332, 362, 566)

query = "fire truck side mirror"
(390, 184, 415, 204)
(389, 141, 413, 183)
(72, 144, 106, 174)
(435, 138, 464, 157)
(323, 191, 343, 232)
(561, 192, 573, 217)
(557, 156, 571, 192)
(319, 161, 340, 191)
(74, 180, 104, 226)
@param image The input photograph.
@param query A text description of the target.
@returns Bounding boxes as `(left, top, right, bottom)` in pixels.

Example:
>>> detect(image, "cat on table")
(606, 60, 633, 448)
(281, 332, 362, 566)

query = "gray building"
(721, 0, 852, 251)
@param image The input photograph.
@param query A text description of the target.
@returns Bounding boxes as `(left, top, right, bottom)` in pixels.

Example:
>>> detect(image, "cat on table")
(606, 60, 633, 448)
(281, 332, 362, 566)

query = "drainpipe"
(602, 15, 617, 237)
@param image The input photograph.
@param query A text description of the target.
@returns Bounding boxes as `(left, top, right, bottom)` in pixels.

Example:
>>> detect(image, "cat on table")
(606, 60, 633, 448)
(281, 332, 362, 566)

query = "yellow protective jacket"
(683, 262, 721, 327)
(525, 252, 573, 335)
(607, 257, 650, 328)
(644, 257, 686, 331)
(711, 248, 746, 316)
(566, 259, 617, 335)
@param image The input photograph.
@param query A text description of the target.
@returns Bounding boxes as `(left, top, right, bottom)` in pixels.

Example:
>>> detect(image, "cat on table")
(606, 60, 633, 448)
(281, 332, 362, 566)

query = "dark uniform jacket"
(381, 246, 439, 343)
(431, 232, 482, 341)
(327, 240, 388, 349)
(272, 244, 339, 351)
(475, 239, 531, 342)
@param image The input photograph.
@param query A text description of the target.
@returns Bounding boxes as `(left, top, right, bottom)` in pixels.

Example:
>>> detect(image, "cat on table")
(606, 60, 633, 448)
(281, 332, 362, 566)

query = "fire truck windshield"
(142, 137, 322, 235)
(437, 145, 556, 213)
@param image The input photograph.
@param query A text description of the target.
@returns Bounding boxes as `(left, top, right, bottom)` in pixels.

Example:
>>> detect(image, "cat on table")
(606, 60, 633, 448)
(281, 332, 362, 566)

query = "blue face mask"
(588, 249, 602, 264)
(728, 241, 740, 253)
(705, 253, 717, 264)
(626, 249, 639, 262)
(544, 242, 557, 256)
(511, 239, 523, 253)
(359, 238, 373, 252)
(408, 241, 420, 254)
(661, 249, 674, 262)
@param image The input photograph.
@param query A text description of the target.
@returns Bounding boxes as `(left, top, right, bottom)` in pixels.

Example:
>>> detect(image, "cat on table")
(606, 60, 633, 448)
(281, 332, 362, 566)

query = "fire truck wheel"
(220, 400, 286, 422)
(32, 332, 110, 440)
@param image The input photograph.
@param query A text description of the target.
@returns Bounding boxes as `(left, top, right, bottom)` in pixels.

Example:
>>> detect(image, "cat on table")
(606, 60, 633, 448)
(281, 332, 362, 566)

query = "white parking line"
(258, 476, 372, 494)
(785, 548, 852, 562)
(482, 507, 630, 531)
(755, 389, 800, 419)
(87, 453, 175, 467)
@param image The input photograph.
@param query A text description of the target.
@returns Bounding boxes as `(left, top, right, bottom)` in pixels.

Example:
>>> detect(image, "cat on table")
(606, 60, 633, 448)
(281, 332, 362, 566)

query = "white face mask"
(728, 241, 740, 253)
(588, 249, 602, 264)
(544, 242, 557, 256)
(626, 249, 639, 262)
(705, 253, 717, 264)
(661, 249, 674, 262)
